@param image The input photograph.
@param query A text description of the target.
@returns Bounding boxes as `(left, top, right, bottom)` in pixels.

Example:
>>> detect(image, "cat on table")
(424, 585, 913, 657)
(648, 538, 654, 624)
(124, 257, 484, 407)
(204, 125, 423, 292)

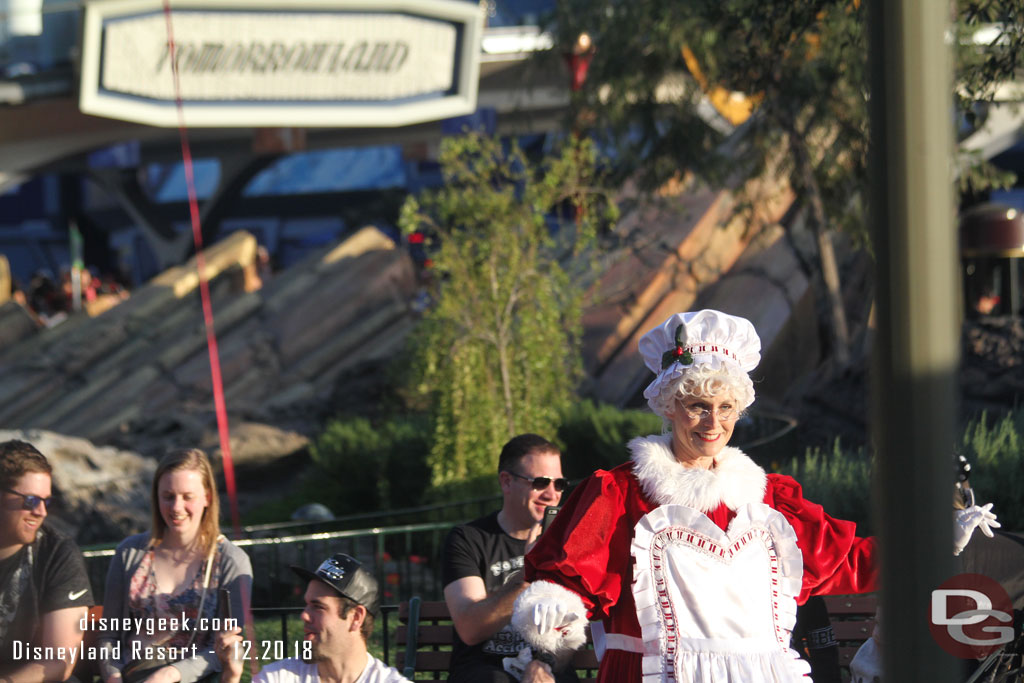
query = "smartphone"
(218, 588, 233, 622)
(542, 505, 559, 535)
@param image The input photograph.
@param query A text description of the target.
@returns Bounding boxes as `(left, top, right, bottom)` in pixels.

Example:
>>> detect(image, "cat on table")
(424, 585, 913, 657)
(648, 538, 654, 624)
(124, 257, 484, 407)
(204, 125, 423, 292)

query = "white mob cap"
(638, 310, 761, 410)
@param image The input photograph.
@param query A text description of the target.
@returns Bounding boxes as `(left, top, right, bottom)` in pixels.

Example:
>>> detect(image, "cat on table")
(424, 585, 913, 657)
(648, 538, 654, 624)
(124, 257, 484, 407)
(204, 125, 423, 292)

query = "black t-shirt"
(442, 511, 529, 673)
(0, 526, 94, 672)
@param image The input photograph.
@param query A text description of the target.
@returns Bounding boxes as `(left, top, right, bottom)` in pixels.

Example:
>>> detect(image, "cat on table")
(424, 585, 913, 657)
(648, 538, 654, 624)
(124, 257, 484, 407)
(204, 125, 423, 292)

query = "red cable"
(161, 3, 256, 664)
(160, 2, 241, 536)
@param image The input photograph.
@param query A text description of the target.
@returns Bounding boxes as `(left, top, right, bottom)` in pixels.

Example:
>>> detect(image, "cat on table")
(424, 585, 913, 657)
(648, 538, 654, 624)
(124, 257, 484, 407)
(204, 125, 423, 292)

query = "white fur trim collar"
(628, 434, 767, 512)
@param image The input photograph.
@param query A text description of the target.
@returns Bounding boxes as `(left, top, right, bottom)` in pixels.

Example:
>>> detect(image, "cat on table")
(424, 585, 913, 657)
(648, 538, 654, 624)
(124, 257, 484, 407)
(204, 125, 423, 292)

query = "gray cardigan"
(98, 532, 252, 683)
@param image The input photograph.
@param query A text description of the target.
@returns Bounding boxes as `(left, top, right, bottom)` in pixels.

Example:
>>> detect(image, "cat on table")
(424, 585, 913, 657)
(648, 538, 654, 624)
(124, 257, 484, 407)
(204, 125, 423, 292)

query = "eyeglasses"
(2, 487, 51, 511)
(505, 471, 569, 492)
(680, 402, 740, 422)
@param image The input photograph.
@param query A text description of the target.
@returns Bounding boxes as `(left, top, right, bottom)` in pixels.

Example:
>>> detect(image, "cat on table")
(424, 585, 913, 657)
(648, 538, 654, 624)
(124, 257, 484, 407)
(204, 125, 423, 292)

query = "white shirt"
(254, 654, 410, 683)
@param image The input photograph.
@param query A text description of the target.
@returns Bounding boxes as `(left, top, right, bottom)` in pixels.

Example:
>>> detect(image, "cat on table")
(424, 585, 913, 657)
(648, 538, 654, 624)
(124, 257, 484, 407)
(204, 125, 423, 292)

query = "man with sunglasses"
(0, 439, 93, 683)
(441, 434, 574, 683)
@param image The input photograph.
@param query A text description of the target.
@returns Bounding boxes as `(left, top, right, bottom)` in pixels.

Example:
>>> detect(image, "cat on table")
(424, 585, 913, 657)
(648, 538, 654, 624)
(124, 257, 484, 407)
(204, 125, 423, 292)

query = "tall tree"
(400, 133, 615, 488)
(555, 0, 1023, 368)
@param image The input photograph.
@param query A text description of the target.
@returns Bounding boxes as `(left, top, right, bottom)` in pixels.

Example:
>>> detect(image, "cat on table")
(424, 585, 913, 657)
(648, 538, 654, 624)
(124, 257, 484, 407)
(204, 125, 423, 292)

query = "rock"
(0, 301, 39, 350)
(291, 503, 335, 522)
(0, 226, 417, 465)
(962, 316, 1024, 405)
(199, 421, 310, 468)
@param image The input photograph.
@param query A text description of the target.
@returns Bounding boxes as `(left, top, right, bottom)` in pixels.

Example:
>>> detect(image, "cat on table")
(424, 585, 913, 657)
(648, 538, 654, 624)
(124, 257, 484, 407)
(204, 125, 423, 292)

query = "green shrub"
(776, 410, 1024, 535)
(311, 414, 432, 515)
(399, 133, 615, 489)
(423, 473, 500, 504)
(241, 468, 327, 524)
(556, 400, 663, 479)
(776, 440, 874, 534)
(960, 411, 1024, 531)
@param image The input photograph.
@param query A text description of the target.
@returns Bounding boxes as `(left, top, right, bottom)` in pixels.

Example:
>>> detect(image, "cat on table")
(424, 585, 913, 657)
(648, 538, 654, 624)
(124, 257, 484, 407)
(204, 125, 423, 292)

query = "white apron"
(631, 503, 811, 682)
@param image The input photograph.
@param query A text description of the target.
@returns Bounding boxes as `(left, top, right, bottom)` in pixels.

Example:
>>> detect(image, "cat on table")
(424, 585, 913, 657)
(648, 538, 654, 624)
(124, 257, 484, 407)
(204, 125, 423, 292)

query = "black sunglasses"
(2, 487, 51, 511)
(505, 471, 569, 492)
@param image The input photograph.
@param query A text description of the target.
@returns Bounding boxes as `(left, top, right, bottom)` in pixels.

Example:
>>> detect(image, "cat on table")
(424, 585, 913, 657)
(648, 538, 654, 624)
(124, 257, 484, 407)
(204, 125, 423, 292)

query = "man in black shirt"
(441, 434, 574, 683)
(0, 440, 93, 683)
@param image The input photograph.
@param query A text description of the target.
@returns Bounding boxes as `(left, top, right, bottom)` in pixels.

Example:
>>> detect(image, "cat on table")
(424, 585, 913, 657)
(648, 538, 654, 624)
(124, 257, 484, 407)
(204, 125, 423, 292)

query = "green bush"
(241, 468, 327, 524)
(776, 440, 874, 534)
(399, 133, 615, 489)
(297, 404, 1022, 535)
(423, 473, 501, 504)
(775, 410, 1024, 535)
(556, 400, 664, 479)
(960, 411, 1024, 531)
(311, 414, 432, 515)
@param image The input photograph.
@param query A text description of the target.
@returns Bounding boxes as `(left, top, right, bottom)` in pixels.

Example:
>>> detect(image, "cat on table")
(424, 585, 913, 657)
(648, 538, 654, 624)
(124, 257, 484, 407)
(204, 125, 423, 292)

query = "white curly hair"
(648, 363, 755, 421)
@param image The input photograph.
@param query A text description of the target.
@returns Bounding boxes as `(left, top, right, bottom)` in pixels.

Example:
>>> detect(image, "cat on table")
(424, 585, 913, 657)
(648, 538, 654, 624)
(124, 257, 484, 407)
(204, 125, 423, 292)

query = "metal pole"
(867, 1, 958, 681)
(1009, 257, 1020, 318)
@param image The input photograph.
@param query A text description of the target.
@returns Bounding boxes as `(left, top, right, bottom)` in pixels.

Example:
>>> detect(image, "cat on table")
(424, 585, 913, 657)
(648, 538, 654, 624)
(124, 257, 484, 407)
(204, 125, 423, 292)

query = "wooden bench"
(821, 594, 879, 672)
(394, 595, 878, 681)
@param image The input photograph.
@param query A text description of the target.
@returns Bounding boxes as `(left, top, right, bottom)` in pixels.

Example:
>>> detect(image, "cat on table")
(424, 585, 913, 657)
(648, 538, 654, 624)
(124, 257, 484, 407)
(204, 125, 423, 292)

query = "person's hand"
(140, 665, 181, 683)
(104, 672, 123, 683)
(215, 627, 246, 682)
(524, 522, 543, 554)
(954, 503, 1001, 555)
(533, 602, 576, 634)
(521, 659, 555, 683)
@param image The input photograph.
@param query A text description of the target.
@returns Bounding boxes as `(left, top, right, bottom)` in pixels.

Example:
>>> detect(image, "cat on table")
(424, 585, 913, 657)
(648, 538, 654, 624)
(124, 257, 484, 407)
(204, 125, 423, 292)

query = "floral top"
(128, 538, 224, 651)
(99, 532, 252, 683)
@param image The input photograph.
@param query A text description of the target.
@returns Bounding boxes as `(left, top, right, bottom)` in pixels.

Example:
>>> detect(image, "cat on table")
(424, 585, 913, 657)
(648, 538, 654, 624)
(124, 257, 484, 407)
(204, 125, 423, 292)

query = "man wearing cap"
(0, 439, 93, 683)
(441, 433, 573, 683)
(216, 553, 409, 683)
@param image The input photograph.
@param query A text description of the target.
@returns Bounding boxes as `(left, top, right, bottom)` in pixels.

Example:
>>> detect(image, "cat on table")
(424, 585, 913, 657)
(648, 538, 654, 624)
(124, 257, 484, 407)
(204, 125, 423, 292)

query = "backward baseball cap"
(291, 553, 380, 614)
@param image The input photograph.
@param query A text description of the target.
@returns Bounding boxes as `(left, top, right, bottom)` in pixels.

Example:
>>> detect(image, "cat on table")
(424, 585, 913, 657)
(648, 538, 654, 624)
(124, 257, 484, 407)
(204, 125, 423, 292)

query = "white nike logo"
(68, 589, 88, 601)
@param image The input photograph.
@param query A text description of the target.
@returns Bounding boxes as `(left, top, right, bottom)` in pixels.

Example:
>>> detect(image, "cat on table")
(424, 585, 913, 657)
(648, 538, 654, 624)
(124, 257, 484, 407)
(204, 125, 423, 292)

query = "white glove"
(953, 503, 1001, 556)
(533, 602, 576, 634)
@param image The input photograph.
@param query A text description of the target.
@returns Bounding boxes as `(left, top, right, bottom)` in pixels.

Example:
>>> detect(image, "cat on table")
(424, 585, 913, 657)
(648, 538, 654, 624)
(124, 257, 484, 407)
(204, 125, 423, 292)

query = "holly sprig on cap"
(661, 324, 693, 369)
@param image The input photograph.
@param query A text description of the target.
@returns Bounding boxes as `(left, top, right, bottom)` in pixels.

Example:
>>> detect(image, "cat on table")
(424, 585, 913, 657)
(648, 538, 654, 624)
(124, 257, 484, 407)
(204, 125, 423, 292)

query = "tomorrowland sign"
(79, 0, 483, 127)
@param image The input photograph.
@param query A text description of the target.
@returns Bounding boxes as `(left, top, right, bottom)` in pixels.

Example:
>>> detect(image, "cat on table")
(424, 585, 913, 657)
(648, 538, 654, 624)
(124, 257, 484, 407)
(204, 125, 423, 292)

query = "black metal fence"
(81, 494, 504, 608)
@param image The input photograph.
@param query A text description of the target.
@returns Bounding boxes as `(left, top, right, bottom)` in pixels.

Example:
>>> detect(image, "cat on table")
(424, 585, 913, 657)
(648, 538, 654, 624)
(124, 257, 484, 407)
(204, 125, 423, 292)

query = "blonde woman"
(99, 449, 251, 683)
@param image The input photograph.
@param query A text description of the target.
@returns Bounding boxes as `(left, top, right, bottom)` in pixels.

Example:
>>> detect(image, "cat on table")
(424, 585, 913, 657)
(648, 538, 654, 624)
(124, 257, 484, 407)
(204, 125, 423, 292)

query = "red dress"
(517, 435, 877, 683)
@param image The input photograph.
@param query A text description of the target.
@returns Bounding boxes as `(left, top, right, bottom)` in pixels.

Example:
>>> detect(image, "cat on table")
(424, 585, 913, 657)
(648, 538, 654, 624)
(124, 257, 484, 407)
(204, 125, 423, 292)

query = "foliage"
(952, 1, 1024, 195)
(399, 132, 616, 487)
(554, 0, 1024, 364)
(240, 468, 324, 525)
(559, 0, 1023, 227)
(953, 1, 1024, 109)
(959, 410, 1024, 531)
(776, 439, 874, 534)
(559, 2, 867, 207)
(556, 400, 663, 478)
(310, 415, 432, 515)
(555, 0, 870, 363)
(776, 410, 1024, 535)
